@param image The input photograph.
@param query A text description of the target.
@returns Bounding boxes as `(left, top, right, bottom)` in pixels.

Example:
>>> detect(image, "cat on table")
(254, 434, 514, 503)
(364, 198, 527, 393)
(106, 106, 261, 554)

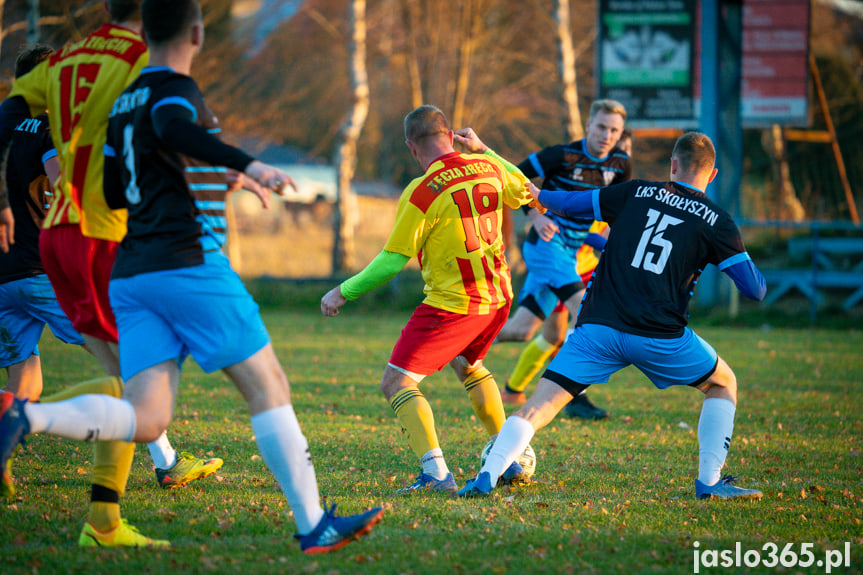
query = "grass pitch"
(1, 307, 861, 574)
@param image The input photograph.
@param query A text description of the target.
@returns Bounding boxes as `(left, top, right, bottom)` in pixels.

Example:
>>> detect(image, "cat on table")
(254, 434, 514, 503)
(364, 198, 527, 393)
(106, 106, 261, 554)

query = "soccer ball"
(480, 439, 536, 480)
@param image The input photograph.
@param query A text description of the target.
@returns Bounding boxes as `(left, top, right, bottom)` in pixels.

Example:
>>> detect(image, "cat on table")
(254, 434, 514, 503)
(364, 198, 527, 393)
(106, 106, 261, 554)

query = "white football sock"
(251, 404, 324, 535)
(482, 415, 534, 488)
(147, 432, 177, 470)
(420, 448, 449, 480)
(697, 397, 736, 485)
(25, 394, 135, 442)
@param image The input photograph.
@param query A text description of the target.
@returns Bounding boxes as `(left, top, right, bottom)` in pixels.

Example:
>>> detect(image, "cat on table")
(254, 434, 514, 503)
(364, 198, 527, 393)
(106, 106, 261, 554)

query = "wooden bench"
(762, 269, 863, 310)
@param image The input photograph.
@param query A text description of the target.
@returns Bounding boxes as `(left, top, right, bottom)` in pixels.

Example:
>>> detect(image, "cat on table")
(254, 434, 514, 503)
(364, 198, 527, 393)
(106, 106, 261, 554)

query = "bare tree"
(555, 0, 583, 141)
(452, 0, 478, 128)
(400, 0, 423, 108)
(332, 0, 368, 273)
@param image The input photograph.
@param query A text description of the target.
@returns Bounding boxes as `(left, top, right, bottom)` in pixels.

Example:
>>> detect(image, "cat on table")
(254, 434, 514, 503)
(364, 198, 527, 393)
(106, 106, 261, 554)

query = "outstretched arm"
(535, 188, 598, 221)
(321, 250, 411, 316)
(719, 255, 767, 301)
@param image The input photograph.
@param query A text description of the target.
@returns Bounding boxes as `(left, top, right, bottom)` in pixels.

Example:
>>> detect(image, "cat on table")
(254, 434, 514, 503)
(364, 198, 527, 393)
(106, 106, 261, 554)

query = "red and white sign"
(741, 0, 810, 126)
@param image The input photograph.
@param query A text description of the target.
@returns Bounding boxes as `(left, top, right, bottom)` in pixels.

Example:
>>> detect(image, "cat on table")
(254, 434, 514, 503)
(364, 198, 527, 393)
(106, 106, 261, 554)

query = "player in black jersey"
(491, 100, 632, 419)
(0, 45, 84, 404)
(460, 132, 767, 500)
(0, 0, 382, 553)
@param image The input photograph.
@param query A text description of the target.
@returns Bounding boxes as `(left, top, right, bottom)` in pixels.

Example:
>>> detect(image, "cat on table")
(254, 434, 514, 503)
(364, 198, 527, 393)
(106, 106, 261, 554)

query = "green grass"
(2, 308, 862, 574)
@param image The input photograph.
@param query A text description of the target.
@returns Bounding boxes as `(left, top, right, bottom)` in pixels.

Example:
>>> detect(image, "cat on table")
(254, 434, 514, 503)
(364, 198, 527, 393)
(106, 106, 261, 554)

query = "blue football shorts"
(518, 237, 583, 319)
(545, 323, 718, 391)
(108, 251, 270, 381)
(0, 274, 85, 368)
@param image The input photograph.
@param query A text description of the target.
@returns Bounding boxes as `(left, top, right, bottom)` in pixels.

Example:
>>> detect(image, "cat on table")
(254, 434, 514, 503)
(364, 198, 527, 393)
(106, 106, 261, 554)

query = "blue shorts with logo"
(0, 274, 85, 368)
(109, 251, 270, 381)
(518, 237, 583, 319)
(545, 323, 718, 392)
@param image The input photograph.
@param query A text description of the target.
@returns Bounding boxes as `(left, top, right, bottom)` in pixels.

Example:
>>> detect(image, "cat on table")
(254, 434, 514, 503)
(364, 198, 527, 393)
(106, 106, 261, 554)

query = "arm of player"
(584, 232, 607, 250)
(321, 250, 411, 316)
(0, 207, 13, 253)
(719, 254, 767, 301)
(103, 142, 127, 210)
(536, 188, 600, 221)
(152, 102, 297, 201)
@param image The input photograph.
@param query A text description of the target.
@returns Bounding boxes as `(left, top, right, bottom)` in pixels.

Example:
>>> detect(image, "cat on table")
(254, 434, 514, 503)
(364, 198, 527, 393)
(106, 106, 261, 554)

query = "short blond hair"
(588, 99, 627, 123)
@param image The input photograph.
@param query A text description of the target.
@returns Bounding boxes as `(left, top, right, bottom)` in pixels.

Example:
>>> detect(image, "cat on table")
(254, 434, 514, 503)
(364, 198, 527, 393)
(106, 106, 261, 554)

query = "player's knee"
(700, 358, 737, 400)
(134, 415, 171, 443)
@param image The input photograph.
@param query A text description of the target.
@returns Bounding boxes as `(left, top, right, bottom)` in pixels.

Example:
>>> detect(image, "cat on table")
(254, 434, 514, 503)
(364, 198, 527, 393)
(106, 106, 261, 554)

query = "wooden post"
(809, 53, 859, 224)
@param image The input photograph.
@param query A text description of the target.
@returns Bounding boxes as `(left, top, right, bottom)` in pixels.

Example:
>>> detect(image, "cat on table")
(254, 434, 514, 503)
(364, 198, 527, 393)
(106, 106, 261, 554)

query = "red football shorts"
(40, 224, 119, 343)
(390, 302, 511, 375)
(552, 301, 567, 314)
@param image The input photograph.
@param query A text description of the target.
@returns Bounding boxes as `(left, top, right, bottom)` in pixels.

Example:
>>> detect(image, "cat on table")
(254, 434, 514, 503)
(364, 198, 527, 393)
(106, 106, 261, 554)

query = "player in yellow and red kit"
(321, 105, 539, 493)
(0, 0, 219, 546)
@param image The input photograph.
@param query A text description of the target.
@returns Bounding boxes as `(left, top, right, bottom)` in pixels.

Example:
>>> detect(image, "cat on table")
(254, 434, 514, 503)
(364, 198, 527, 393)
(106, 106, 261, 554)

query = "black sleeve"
(0, 96, 31, 210)
(103, 141, 126, 210)
(150, 79, 254, 172)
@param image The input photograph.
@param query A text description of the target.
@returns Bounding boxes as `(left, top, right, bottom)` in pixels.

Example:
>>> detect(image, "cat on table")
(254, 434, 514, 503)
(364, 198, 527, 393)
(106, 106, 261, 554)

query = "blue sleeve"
(538, 188, 600, 221)
(584, 232, 607, 250)
(720, 254, 766, 301)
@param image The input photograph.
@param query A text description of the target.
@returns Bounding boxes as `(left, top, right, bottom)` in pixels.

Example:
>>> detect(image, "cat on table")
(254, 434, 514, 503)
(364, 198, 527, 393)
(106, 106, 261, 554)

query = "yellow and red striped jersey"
(576, 220, 609, 278)
(11, 23, 148, 242)
(384, 152, 532, 315)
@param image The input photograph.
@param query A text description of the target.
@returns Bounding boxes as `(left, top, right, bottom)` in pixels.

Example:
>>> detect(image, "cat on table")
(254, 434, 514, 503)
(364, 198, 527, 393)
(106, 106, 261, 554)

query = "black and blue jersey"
(104, 67, 254, 279)
(517, 139, 630, 252)
(539, 179, 765, 338)
(0, 113, 56, 284)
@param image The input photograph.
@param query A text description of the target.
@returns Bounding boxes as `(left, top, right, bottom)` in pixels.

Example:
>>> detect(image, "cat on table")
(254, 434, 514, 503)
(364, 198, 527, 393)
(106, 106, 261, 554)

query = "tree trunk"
(452, 0, 476, 129)
(332, 0, 368, 274)
(555, 0, 582, 141)
(769, 124, 806, 221)
(401, 0, 423, 108)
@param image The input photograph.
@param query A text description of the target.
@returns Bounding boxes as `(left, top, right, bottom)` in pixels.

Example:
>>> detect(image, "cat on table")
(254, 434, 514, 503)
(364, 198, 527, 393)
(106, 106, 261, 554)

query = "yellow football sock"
(41, 377, 134, 532)
(463, 366, 506, 435)
(507, 335, 559, 393)
(389, 387, 440, 458)
(88, 501, 122, 533)
(39, 376, 124, 403)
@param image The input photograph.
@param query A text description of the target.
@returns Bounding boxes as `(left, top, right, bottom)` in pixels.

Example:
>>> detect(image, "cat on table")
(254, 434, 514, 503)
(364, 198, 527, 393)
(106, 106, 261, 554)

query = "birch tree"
(332, 0, 368, 273)
(555, 0, 583, 141)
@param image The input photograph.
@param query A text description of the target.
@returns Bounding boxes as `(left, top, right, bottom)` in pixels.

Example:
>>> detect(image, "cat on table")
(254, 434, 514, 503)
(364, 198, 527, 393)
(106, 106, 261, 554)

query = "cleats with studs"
(295, 503, 383, 555)
(79, 519, 170, 548)
(155, 452, 223, 489)
(0, 392, 29, 486)
(395, 472, 457, 495)
(499, 460, 530, 486)
(458, 471, 494, 498)
(695, 475, 763, 500)
(564, 393, 608, 420)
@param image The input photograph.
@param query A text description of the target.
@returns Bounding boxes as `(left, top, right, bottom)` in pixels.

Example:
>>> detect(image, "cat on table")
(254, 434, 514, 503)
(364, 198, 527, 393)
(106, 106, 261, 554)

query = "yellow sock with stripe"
(389, 387, 440, 459)
(507, 335, 558, 393)
(41, 377, 133, 533)
(463, 366, 506, 435)
(39, 376, 124, 404)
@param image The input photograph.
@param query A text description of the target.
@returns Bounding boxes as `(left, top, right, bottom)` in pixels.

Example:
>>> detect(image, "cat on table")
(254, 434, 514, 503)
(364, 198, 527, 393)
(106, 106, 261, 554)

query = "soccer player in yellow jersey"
(0, 0, 219, 546)
(321, 105, 539, 493)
